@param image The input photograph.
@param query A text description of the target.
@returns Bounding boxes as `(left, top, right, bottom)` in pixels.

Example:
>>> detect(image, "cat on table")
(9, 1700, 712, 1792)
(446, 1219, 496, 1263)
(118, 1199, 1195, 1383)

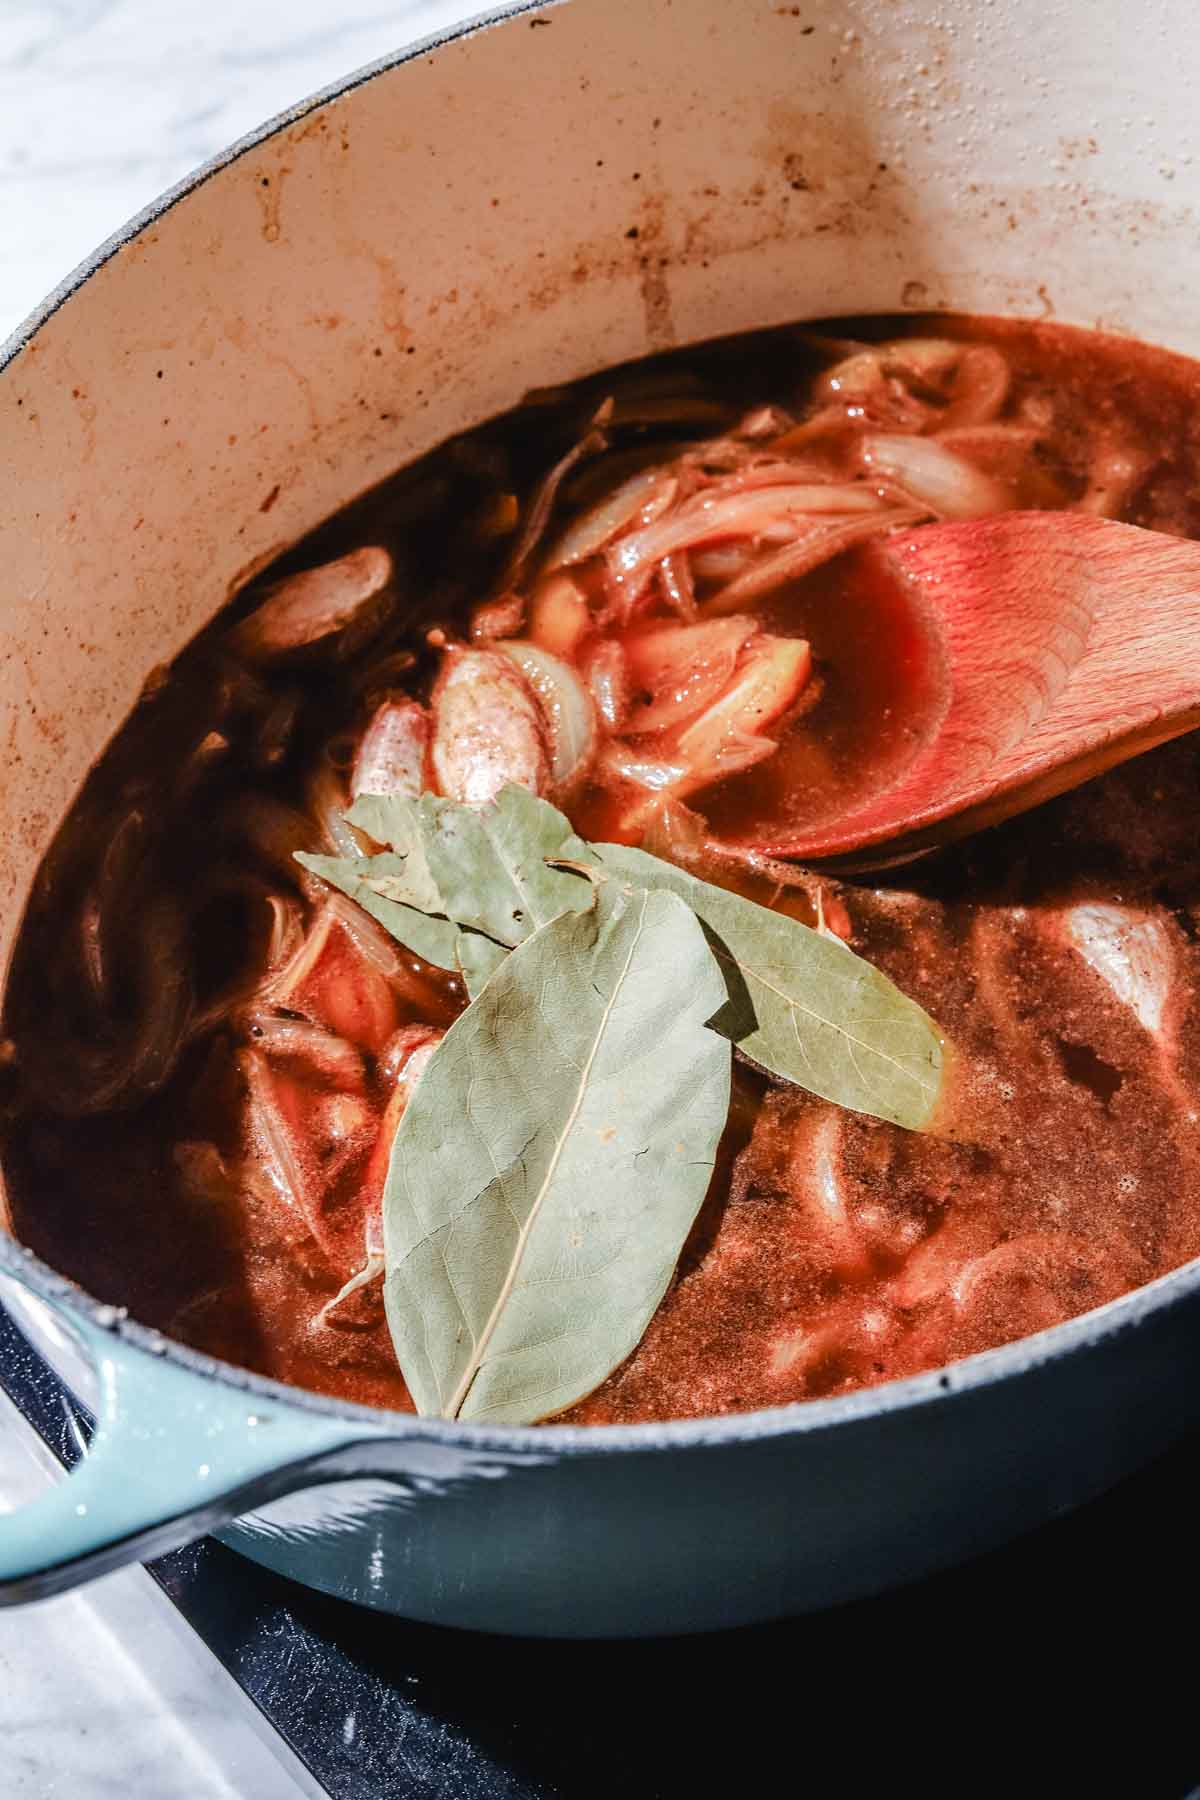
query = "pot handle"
(0, 1300, 385, 1605)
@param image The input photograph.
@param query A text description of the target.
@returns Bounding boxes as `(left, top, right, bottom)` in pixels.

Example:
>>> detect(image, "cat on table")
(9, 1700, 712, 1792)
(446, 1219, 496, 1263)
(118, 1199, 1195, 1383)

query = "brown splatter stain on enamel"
(222, 314, 319, 435)
(255, 163, 293, 243)
(632, 190, 677, 351)
(287, 107, 333, 147)
(352, 248, 412, 347)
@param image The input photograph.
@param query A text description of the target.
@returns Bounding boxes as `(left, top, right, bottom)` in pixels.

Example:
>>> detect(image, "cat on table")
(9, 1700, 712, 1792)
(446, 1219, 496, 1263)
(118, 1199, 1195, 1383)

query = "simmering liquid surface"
(4, 314, 1200, 1423)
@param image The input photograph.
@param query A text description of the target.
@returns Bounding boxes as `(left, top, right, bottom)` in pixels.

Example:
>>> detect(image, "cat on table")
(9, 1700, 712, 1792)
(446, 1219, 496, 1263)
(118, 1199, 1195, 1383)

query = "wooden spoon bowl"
(754, 512, 1200, 870)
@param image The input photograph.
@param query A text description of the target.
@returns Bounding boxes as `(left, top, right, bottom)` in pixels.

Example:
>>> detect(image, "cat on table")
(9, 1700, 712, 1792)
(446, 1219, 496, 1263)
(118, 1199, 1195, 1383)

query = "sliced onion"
(243, 1012, 366, 1088)
(316, 1250, 386, 1328)
(380, 1021, 446, 1085)
(736, 404, 795, 440)
(264, 892, 305, 973)
(598, 741, 690, 791)
(947, 1233, 1130, 1326)
(429, 647, 551, 806)
(262, 906, 333, 1008)
(768, 404, 883, 455)
(264, 899, 401, 1033)
(78, 806, 148, 1007)
(184, 875, 307, 1042)
(808, 345, 939, 430)
(528, 571, 592, 657)
(859, 434, 1009, 518)
(583, 640, 628, 731)
(638, 797, 710, 864)
(624, 615, 758, 734)
(322, 891, 407, 977)
(658, 552, 697, 620)
(691, 543, 758, 585)
(1076, 434, 1152, 518)
(700, 507, 925, 614)
(496, 412, 609, 592)
(677, 433, 761, 474)
(693, 462, 886, 499)
(268, 895, 405, 1049)
(350, 698, 430, 802)
(227, 547, 392, 663)
(806, 338, 989, 436)
(607, 480, 888, 609)
(935, 426, 1068, 509)
(602, 636, 811, 837)
(240, 1048, 310, 1221)
(19, 881, 192, 1118)
(813, 348, 895, 405)
(934, 423, 1039, 466)
(562, 443, 685, 509)
(469, 592, 526, 641)
(935, 345, 1010, 429)
(318, 1029, 443, 1328)
(545, 467, 677, 568)
(675, 636, 811, 771)
(878, 337, 964, 388)
(784, 1110, 869, 1272)
(1063, 904, 1174, 1040)
(609, 734, 777, 839)
(679, 728, 778, 787)
(308, 762, 371, 857)
(364, 1032, 441, 1219)
(498, 640, 597, 792)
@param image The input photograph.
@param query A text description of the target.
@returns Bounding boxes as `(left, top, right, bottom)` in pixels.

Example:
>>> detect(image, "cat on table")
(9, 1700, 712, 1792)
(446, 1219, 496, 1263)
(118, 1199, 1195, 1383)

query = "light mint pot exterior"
(3, 0, 1200, 1636)
(4, 1241, 1200, 1636)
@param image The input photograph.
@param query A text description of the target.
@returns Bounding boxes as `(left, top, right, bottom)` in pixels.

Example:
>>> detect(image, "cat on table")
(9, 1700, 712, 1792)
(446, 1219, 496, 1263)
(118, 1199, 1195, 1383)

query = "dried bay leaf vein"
(745, 958, 937, 1096)
(445, 897, 640, 1419)
(592, 843, 944, 1130)
(302, 784, 946, 1137)
(382, 880, 729, 1423)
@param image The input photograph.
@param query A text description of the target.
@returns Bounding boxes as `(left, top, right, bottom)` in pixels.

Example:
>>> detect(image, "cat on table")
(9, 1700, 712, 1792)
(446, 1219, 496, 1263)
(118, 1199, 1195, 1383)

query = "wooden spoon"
(755, 512, 1200, 870)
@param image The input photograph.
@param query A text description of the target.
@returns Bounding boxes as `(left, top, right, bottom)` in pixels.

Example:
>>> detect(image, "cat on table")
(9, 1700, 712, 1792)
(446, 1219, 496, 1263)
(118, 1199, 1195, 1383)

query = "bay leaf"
(382, 880, 730, 1424)
(297, 786, 587, 979)
(343, 793, 444, 915)
(416, 786, 590, 948)
(593, 844, 945, 1131)
(301, 781, 946, 1131)
(295, 850, 460, 972)
(455, 927, 508, 999)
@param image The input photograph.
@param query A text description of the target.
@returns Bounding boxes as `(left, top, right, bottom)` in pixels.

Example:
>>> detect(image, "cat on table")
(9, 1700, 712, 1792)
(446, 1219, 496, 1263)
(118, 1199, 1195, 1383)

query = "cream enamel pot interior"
(3, 0, 1200, 1638)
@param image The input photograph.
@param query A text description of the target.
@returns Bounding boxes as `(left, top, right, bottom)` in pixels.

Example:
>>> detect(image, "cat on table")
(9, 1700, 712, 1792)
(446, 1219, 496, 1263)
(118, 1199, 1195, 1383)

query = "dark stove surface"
(1, 1302, 1196, 1799)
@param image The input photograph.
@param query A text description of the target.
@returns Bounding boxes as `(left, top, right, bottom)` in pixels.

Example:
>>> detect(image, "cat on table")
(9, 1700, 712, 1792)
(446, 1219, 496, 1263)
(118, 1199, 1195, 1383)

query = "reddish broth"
(5, 314, 1200, 1424)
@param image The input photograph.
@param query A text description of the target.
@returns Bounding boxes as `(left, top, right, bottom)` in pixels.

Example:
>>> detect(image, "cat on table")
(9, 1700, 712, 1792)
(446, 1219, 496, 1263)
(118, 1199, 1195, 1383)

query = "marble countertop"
(0, 1387, 325, 1799)
(0, 0, 483, 340)
(0, 4, 479, 1794)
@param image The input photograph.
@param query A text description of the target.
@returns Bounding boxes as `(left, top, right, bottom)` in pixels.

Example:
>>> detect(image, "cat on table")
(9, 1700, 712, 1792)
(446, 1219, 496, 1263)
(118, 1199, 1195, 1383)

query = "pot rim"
(5, 1226, 1199, 1456)
(4, 0, 1200, 1461)
(0, 0, 549, 370)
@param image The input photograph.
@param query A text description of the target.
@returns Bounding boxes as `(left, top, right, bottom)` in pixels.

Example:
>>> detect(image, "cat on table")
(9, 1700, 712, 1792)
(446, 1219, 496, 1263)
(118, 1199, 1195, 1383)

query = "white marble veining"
(0, 3, 484, 1791)
(0, 1386, 326, 1799)
(0, 0, 488, 342)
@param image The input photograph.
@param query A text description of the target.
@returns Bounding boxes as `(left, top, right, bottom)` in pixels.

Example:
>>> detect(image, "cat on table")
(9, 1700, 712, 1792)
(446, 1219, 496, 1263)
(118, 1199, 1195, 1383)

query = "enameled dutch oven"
(4, 0, 1200, 1639)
